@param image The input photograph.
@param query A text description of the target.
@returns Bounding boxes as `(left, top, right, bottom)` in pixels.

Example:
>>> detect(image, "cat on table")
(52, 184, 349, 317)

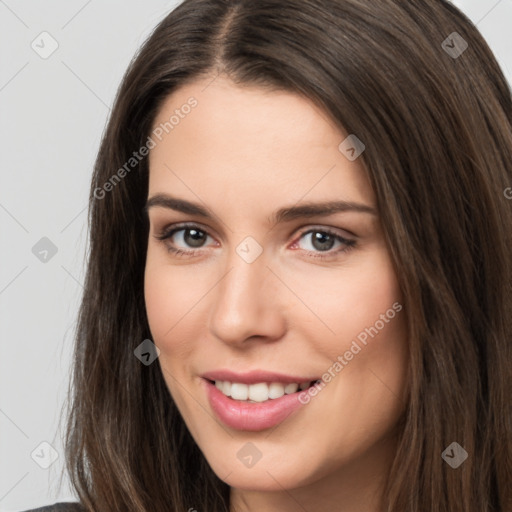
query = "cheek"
(282, 249, 404, 356)
(143, 253, 198, 360)
(144, 270, 174, 342)
(144, 257, 200, 413)
(285, 248, 409, 418)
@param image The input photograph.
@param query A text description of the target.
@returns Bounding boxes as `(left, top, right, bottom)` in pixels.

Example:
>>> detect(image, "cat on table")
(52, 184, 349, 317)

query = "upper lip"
(201, 369, 319, 385)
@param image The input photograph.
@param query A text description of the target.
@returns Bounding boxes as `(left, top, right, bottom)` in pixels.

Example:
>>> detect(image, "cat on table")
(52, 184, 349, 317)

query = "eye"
(291, 227, 356, 259)
(154, 223, 215, 256)
(154, 223, 356, 259)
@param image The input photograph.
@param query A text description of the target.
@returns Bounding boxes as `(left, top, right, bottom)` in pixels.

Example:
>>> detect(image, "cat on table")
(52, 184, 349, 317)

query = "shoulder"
(19, 502, 85, 512)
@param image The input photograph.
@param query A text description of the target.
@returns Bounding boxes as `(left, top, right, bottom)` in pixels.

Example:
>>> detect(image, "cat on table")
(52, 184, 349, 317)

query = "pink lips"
(201, 369, 318, 385)
(201, 369, 318, 431)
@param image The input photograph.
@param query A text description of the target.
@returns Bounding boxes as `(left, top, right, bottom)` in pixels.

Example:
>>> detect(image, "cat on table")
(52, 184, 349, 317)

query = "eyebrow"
(144, 193, 377, 224)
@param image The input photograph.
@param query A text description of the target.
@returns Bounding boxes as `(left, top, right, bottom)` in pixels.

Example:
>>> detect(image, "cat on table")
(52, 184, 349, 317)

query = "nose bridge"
(222, 233, 270, 298)
(208, 239, 285, 344)
(218, 242, 270, 316)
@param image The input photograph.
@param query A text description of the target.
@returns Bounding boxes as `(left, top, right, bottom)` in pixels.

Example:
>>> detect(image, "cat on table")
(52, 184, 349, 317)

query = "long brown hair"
(59, 1, 512, 510)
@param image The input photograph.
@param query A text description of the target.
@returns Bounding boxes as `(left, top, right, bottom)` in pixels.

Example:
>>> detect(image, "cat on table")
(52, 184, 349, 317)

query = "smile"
(201, 370, 321, 431)
(211, 380, 321, 402)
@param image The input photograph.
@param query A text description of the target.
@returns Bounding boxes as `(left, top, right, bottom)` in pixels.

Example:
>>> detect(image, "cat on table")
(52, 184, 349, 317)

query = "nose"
(208, 246, 287, 347)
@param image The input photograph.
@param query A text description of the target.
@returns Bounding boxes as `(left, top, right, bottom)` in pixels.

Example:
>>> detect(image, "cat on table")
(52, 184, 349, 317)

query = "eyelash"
(154, 223, 357, 260)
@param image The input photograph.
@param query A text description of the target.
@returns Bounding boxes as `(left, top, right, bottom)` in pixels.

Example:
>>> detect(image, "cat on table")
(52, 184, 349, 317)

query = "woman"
(24, 0, 512, 510)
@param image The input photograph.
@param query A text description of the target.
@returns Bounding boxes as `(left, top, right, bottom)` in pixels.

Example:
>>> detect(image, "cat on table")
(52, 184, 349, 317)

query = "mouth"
(201, 374, 322, 431)
(206, 378, 321, 403)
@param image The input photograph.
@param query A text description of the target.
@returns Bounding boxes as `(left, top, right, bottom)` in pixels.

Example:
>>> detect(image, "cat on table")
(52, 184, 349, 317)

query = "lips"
(201, 369, 320, 385)
(201, 369, 320, 431)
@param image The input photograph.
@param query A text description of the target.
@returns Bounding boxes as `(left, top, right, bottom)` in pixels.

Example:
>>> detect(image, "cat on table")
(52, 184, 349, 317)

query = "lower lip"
(202, 379, 307, 431)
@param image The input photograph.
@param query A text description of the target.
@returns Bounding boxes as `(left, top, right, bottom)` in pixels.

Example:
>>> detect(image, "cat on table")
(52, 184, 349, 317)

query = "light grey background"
(0, 1, 511, 510)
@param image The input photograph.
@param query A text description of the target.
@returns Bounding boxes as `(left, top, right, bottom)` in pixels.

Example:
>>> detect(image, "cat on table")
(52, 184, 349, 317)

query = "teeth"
(213, 380, 314, 402)
(221, 381, 232, 397)
(230, 383, 248, 400)
(268, 382, 285, 399)
(249, 382, 269, 402)
(284, 383, 299, 394)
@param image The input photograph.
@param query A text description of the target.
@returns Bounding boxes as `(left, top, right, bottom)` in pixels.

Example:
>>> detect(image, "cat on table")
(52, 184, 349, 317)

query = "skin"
(144, 75, 409, 512)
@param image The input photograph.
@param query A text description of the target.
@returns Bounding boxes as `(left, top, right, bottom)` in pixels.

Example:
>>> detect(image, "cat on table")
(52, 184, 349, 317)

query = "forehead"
(147, 76, 374, 214)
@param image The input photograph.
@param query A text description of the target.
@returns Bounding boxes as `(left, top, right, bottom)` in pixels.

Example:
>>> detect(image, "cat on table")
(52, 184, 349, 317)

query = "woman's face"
(144, 75, 408, 502)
